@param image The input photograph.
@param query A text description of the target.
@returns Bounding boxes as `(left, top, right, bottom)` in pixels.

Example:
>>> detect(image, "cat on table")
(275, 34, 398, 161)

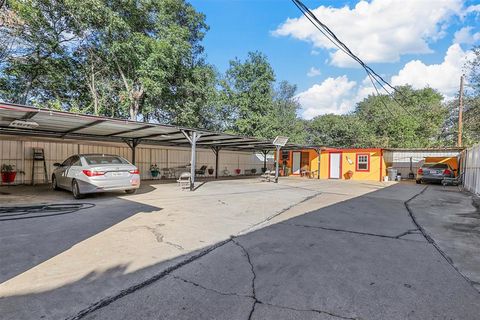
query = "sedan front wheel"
(52, 175, 60, 190)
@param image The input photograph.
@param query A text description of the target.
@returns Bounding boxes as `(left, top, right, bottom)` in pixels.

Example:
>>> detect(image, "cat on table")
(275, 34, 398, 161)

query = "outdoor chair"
(309, 169, 319, 179)
(177, 172, 191, 190)
(195, 165, 207, 177)
(222, 167, 231, 176)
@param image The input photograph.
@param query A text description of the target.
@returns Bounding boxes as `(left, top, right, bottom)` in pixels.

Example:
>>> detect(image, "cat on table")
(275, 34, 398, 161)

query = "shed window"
(356, 154, 369, 171)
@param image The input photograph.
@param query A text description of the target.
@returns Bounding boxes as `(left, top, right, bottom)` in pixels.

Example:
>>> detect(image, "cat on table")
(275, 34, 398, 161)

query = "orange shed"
(277, 148, 386, 182)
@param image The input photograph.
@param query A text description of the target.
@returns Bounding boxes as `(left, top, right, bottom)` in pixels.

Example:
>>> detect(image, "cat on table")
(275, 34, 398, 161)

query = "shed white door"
(292, 152, 301, 174)
(329, 153, 341, 179)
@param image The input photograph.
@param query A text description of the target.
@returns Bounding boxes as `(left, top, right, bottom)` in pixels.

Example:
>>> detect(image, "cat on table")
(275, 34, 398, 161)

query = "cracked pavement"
(80, 183, 480, 320)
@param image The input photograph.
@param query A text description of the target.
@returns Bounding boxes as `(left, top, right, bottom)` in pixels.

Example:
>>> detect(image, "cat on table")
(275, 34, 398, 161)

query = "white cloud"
(310, 49, 320, 56)
(454, 27, 480, 44)
(297, 43, 475, 119)
(296, 76, 357, 119)
(466, 4, 480, 14)
(273, 0, 463, 66)
(355, 77, 377, 102)
(307, 67, 321, 77)
(391, 43, 475, 98)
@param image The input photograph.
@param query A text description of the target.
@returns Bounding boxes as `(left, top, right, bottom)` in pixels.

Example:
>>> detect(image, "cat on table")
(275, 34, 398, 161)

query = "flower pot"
(208, 168, 214, 175)
(151, 171, 159, 177)
(344, 170, 353, 180)
(1, 171, 16, 183)
(235, 169, 241, 175)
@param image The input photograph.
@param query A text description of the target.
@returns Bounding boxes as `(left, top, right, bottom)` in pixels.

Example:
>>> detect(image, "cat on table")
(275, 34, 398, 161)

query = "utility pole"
(457, 74, 464, 147)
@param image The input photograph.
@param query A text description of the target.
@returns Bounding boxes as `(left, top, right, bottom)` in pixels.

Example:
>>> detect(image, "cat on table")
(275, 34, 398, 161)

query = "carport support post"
(182, 130, 202, 191)
(261, 150, 269, 172)
(315, 147, 321, 179)
(125, 138, 141, 165)
(275, 145, 281, 183)
(211, 146, 221, 179)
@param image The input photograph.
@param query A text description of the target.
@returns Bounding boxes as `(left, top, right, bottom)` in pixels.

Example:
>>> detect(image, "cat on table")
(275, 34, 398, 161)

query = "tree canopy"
(0, 1, 477, 147)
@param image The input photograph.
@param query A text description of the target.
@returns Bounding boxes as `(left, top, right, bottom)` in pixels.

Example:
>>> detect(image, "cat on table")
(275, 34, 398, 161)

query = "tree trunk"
(87, 63, 99, 115)
(130, 86, 144, 121)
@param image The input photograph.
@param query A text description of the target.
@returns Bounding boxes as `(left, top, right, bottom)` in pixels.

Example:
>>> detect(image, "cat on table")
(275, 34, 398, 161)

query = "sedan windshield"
(84, 155, 128, 165)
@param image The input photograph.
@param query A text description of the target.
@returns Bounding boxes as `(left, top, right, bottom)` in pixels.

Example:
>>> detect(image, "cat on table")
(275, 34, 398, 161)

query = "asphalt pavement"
(80, 183, 480, 320)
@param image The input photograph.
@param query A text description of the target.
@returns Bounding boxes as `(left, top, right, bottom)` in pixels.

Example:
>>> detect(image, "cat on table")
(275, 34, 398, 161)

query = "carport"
(0, 102, 301, 190)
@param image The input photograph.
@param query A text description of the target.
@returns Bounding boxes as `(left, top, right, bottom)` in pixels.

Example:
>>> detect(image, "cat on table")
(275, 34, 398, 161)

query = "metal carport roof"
(0, 102, 306, 151)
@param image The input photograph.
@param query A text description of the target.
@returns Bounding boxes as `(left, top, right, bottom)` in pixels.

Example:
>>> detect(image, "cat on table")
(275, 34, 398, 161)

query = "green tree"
(220, 52, 305, 142)
(462, 46, 480, 145)
(355, 86, 447, 148)
(0, 0, 216, 125)
(307, 114, 372, 147)
(268, 81, 306, 144)
(221, 51, 276, 138)
(0, 0, 81, 105)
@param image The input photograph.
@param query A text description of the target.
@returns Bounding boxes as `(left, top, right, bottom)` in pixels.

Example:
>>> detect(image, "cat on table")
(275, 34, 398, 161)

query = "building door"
(292, 152, 301, 174)
(329, 153, 341, 179)
(301, 152, 310, 173)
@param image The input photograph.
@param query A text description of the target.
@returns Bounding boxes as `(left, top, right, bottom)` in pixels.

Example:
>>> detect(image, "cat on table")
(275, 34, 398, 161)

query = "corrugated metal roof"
(0, 102, 306, 151)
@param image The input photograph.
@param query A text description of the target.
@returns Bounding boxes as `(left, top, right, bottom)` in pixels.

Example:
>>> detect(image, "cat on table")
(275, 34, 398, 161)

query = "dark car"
(416, 163, 455, 184)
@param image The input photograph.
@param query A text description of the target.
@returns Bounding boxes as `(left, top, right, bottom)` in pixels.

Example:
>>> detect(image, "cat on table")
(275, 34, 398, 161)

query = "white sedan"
(52, 154, 140, 199)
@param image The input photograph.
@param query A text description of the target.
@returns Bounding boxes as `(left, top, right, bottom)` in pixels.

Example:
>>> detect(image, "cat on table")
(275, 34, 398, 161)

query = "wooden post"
(316, 147, 321, 179)
(458, 74, 464, 147)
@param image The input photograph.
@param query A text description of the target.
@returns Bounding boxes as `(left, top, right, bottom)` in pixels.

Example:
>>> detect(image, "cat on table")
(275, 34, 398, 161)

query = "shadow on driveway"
(0, 185, 161, 284)
(2, 183, 480, 320)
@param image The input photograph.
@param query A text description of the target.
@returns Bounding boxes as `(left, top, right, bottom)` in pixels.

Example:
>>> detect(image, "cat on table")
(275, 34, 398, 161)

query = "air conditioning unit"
(9, 120, 39, 129)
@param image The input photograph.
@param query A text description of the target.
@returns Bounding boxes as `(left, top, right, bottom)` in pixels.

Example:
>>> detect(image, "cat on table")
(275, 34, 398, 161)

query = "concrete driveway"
(1, 179, 479, 319)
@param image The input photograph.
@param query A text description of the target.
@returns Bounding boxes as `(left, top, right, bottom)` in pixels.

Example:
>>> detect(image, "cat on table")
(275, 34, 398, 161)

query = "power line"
(291, 0, 418, 119)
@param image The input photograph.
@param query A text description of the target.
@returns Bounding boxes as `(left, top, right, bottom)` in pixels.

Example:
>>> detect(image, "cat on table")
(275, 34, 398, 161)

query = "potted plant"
(235, 168, 241, 175)
(1, 164, 17, 183)
(150, 164, 160, 178)
(251, 168, 257, 175)
(208, 167, 214, 175)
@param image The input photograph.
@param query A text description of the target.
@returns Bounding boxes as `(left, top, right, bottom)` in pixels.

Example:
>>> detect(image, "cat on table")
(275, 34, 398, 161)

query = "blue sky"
(190, 0, 480, 119)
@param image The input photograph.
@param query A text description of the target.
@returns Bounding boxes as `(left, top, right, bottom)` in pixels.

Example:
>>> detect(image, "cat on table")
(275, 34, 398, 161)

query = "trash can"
(387, 168, 397, 181)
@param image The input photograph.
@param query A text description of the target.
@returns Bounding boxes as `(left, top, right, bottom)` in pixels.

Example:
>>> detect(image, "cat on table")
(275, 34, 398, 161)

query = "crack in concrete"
(230, 238, 360, 320)
(260, 301, 362, 320)
(171, 275, 253, 298)
(238, 191, 323, 235)
(68, 238, 233, 320)
(136, 225, 184, 251)
(394, 228, 421, 239)
(164, 241, 184, 250)
(231, 239, 259, 320)
(283, 222, 419, 242)
(405, 186, 480, 294)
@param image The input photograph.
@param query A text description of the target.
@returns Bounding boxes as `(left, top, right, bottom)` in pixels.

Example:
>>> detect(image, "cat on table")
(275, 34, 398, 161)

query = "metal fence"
(0, 138, 271, 184)
(462, 144, 480, 195)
